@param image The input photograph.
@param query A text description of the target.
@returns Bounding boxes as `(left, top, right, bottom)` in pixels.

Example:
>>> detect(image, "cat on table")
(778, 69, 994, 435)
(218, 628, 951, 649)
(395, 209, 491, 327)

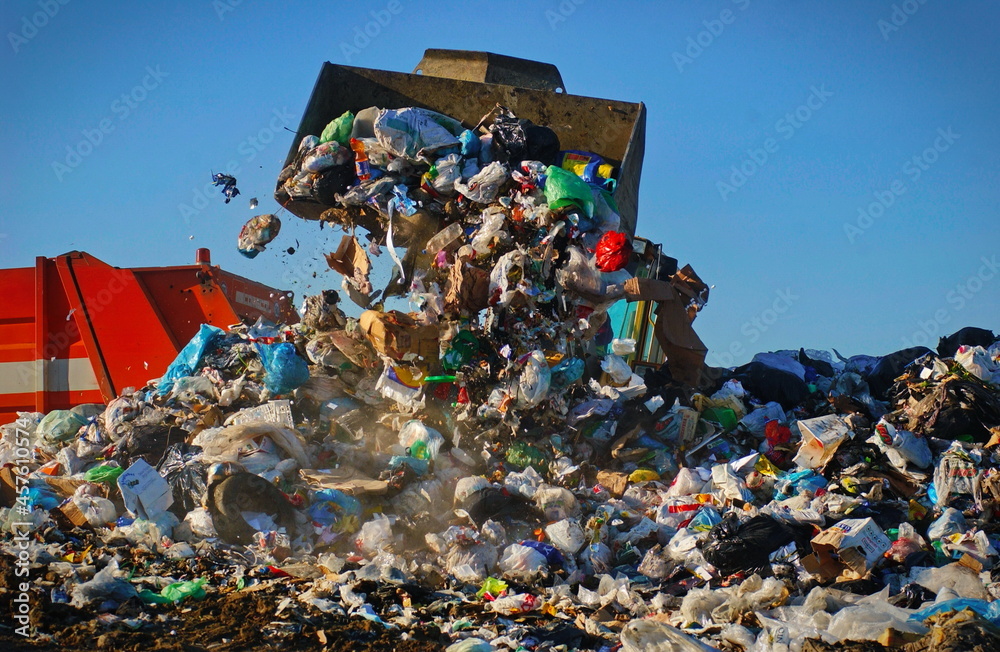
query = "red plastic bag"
(594, 231, 632, 272)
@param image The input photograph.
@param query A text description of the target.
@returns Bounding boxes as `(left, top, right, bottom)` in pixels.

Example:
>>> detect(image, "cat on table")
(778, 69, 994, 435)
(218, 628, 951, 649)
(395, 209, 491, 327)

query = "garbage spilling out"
(3, 51, 1000, 652)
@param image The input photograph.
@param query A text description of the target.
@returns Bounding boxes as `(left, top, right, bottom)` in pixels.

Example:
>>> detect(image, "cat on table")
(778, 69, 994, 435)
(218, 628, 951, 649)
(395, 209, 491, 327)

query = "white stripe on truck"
(0, 358, 101, 394)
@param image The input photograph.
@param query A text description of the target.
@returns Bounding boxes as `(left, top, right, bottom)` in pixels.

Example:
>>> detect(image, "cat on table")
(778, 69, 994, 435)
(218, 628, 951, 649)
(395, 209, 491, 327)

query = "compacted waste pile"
(2, 98, 1000, 652)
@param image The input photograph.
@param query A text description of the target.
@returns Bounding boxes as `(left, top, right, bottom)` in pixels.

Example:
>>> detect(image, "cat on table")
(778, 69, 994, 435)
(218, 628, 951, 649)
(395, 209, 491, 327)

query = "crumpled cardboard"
(802, 517, 891, 581)
(359, 310, 439, 361)
(445, 260, 491, 315)
(623, 274, 709, 387)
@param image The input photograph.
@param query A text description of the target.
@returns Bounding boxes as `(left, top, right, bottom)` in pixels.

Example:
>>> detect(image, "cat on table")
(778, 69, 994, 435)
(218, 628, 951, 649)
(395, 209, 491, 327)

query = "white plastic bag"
(454, 161, 508, 204)
(498, 543, 547, 580)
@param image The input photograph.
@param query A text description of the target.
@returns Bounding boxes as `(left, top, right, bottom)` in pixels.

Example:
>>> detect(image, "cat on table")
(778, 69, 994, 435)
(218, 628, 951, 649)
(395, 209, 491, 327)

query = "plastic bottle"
(350, 138, 371, 181)
(423, 222, 465, 255)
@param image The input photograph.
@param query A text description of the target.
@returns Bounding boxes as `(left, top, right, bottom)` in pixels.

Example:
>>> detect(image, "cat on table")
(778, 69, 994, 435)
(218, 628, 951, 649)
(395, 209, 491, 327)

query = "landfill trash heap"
(3, 102, 1000, 652)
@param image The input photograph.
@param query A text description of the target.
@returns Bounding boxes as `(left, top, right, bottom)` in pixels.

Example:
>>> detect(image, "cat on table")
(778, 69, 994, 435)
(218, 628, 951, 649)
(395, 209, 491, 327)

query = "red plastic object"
(594, 231, 632, 272)
(0, 250, 298, 425)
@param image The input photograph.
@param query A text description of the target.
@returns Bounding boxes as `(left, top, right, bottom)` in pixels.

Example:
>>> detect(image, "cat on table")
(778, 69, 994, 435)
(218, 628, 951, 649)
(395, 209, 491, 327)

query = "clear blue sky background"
(2, 0, 997, 365)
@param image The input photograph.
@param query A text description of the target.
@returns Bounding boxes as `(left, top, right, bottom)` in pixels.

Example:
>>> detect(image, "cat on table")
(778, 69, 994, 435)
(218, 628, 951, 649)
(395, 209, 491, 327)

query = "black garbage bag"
(490, 109, 560, 166)
(937, 326, 996, 358)
(114, 424, 187, 468)
(702, 514, 807, 576)
(866, 346, 933, 400)
(313, 163, 356, 205)
(461, 486, 535, 523)
(208, 472, 296, 545)
(733, 361, 809, 409)
(798, 348, 835, 377)
(157, 443, 207, 517)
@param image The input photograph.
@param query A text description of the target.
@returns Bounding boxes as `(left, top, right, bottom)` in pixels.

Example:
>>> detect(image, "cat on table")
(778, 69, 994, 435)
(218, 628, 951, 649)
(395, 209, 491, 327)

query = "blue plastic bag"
(157, 324, 225, 394)
(307, 489, 361, 531)
(256, 342, 309, 395)
(910, 598, 1000, 624)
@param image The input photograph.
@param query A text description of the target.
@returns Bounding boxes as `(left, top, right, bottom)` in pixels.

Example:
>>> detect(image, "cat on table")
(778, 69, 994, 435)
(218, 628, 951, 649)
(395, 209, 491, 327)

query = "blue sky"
(2, 0, 997, 365)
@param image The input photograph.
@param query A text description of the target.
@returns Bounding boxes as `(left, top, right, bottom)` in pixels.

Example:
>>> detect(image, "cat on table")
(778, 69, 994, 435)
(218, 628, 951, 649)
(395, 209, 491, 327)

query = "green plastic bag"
(84, 464, 124, 484)
(506, 442, 549, 471)
(543, 165, 594, 217)
(476, 576, 508, 599)
(320, 110, 355, 146)
(139, 577, 208, 604)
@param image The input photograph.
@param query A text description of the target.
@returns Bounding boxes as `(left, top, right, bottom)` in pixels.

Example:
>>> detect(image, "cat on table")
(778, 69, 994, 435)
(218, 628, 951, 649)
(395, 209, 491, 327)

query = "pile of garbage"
(3, 98, 1000, 652)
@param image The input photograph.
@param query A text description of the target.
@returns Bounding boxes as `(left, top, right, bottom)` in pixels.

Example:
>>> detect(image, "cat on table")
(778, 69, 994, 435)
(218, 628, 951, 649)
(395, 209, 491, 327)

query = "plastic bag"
(302, 141, 351, 173)
(320, 110, 355, 146)
(37, 409, 88, 443)
(71, 494, 117, 527)
(454, 161, 509, 204)
(398, 420, 445, 460)
(139, 577, 208, 605)
(498, 543, 547, 580)
(934, 443, 980, 508)
(915, 563, 990, 600)
(594, 230, 632, 272)
(237, 213, 281, 259)
(83, 463, 123, 484)
(545, 518, 586, 555)
(543, 165, 594, 216)
(356, 514, 394, 555)
(620, 619, 717, 652)
(927, 507, 967, 540)
(702, 514, 801, 576)
(427, 153, 462, 196)
(307, 488, 361, 533)
(157, 443, 207, 517)
(70, 560, 138, 608)
(256, 342, 309, 395)
(517, 350, 551, 407)
(601, 354, 632, 385)
(374, 107, 462, 162)
(489, 109, 560, 167)
(158, 324, 224, 394)
(872, 419, 933, 469)
(533, 484, 578, 521)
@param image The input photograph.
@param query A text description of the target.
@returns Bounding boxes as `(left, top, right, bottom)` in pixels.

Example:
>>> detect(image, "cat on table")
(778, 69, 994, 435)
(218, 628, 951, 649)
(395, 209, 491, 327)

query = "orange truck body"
(0, 250, 297, 425)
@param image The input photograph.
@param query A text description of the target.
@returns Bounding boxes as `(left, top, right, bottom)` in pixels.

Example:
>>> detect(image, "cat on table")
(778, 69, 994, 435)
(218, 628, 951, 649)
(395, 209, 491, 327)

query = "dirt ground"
(0, 552, 445, 651)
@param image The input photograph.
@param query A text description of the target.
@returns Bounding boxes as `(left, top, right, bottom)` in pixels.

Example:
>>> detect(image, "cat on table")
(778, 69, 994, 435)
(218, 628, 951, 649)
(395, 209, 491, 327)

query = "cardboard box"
(117, 459, 173, 520)
(792, 415, 851, 469)
(623, 277, 675, 303)
(359, 310, 439, 361)
(803, 517, 891, 581)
